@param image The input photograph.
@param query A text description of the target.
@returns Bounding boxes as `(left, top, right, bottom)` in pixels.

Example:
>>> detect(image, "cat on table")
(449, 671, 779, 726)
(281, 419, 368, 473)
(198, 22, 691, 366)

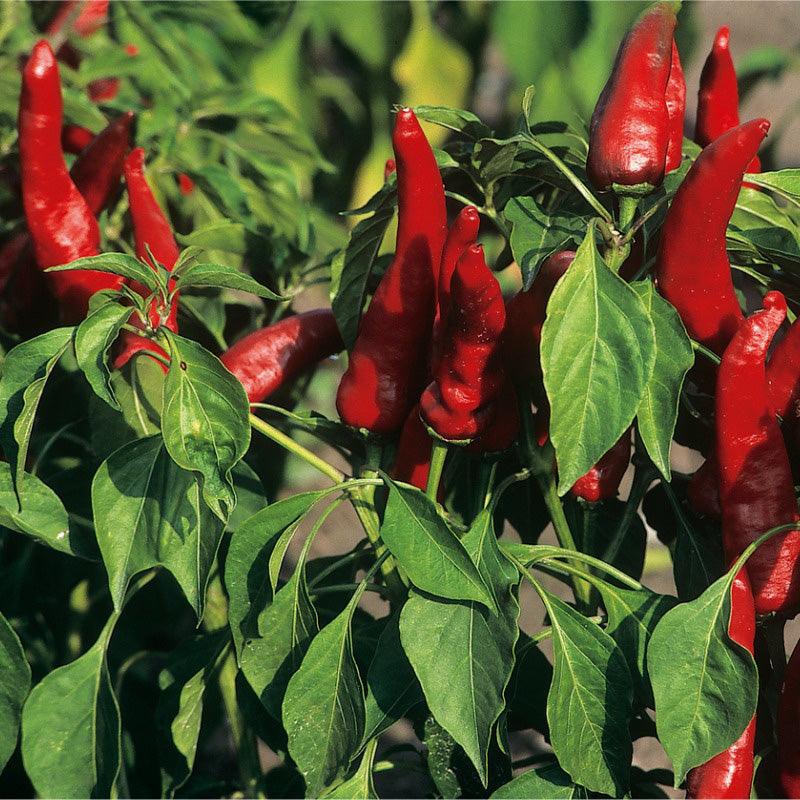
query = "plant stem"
(426, 440, 448, 501)
(602, 463, 657, 565)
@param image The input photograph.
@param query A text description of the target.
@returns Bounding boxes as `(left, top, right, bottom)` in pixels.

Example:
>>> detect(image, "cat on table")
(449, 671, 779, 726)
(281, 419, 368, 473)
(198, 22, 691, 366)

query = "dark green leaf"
(321, 739, 378, 799)
(47, 253, 160, 291)
(0, 611, 30, 772)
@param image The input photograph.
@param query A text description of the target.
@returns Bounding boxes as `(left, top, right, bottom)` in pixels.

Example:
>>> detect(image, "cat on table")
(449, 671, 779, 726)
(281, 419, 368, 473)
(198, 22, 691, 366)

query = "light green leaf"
(541, 224, 656, 494)
(174, 261, 285, 300)
(0, 611, 30, 772)
(47, 253, 160, 292)
(176, 221, 249, 254)
(490, 762, 581, 799)
(321, 739, 378, 799)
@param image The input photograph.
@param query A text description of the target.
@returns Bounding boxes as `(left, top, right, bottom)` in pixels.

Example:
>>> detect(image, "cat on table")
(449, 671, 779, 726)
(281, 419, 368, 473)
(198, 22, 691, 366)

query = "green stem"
(249, 413, 344, 483)
(307, 547, 368, 589)
(524, 544, 643, 590)
(311, 582, 390, 599)
(617, 195, 639, 232)
(426, 440, 448, 501)
(692, 340, 722, 366)
(602, 463, 657, 566)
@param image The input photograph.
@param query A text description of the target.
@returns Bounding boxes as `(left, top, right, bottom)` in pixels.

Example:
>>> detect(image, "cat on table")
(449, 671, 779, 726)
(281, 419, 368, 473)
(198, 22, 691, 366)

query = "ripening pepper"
(717, 291, 800, 615)
(778, 639, 800, 798)
(420, 244, 509, 443)
(18, 40, 122, 323)
(586, 2, 679, 192)
(695, 27, 762, 175)
(655, 119, 769, 356)
(221, 309, 344, 404)
(685, 569, 756, 799)
(336, 108, 447, 434)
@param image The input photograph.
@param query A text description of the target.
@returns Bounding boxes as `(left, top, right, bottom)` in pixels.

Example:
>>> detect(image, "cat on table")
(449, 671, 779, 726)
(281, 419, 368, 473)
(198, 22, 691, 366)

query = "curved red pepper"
(420, 244, 507, 442)
(665, 40, 686, 174)
(778, 639, 800, 798)
(695, 27, 761, 175)
(586, 3, 678, 191)
(655, 119, 769, 355)
(61, 124, 94, 155)
(18, 40, 121, 323)
(768, 320, 800, 421)
(336, 108, 447, 434)
(571, 428, 632, 503)
(220, 309, 344, 404)
(685, 569, 756, 798)
(717, 291, 800, 615)
(391, 403, 432, 491)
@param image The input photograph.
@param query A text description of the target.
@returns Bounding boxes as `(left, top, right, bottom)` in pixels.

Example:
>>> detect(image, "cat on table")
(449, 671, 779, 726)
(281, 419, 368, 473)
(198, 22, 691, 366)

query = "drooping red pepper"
(420, 244, 508, 442)
(768, 320, 800, 421)
(685, 569, 756, 798)
(717, 291, 800, 615)
(778, 639, 800, 798)
(695, 27, 761, 174)
(687, 455, 722, 520)
(664, 40, 686, 174)
(220, 309, 344, 404)
(586, 3, 678, 192)
(18, 40, 122, 323)
(655, 119, 769, 356)
(571, 428, 632, 503)
(61, 124, 94, 155)
(336, 108, 447, 434)
(466, 380, 519, 454)
(391, 403, 432, 491)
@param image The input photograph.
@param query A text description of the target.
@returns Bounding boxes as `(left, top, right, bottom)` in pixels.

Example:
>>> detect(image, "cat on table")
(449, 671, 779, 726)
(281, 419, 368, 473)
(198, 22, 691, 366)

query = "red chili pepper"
(420, 244, 508, 442)
(768, 320, 800, 421)
(665, 40, 686, 174)
(87, 77, 120, 104)
(466, 380, 519, 454)
(687, 455, 722, 520)
(383, 158, 396, 181)
(391, 403, 432, 491)
(18, 40, 121, 323)
(655, 119, 769, 356)
(177, 173, 195, 196)
(220, 309, 344, 404)
(125, 43, 139, 57)
(46, 0, 109, 37)
(778, 639, 800, 798)
(571, 428, 632, 503)
(586, 3, 678, 192)
(717, 291, 800, 615)
(685, 569, 756, 799)
(336, 108, 446, 434)
(61, 124, 94, 155)
(695, 27, 761, 175)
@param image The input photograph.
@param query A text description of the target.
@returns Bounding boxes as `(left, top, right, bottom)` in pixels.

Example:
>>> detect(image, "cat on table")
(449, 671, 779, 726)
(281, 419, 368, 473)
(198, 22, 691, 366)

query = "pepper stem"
(426, 440, 448, 501)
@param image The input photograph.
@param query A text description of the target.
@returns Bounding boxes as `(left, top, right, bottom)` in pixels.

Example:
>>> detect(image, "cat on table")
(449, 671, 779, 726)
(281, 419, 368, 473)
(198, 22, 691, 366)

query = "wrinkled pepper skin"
(336, 108, 447, 434)
(717, 291, 800, 615)
(571, 428, 632, 503)
(391, 403, 432, 491)
(695, 27, 761, 174)
(221, 309, 344, 404)
(586, 3, 678, 191)
(18, 41, 121, 323)
(655, 119, 769, 355)
(778, 639, 800, 798)
(685, 569, 756, 799)
(665, 40, 686, 173)
(420, 244, 508, 442)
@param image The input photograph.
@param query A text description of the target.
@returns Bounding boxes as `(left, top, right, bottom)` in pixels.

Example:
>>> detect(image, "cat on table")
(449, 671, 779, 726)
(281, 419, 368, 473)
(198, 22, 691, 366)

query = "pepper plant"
(7, 2, 800, 799)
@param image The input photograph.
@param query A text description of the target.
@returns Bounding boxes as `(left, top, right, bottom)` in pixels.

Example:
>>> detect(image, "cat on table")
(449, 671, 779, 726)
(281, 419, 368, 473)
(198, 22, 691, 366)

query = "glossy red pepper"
(685, 569, 756, 798)
(695, 27, 761, 174)
(220, 309, 344, 404)
(717, 291, 800, 615)
(61, 124, 94, 155)
(586, 3, 678, 191)
(665, 40, 686, 173)
(778, 639, 800, 798)
(420, 244, 508, 442)
(391, 403, 432, 491)
(768, 320, 800, 421)
(18, 40, 121, 323)
(655, 119, 769, 356)
(336, 108, 447, 434)
(571, 428, 632, 503)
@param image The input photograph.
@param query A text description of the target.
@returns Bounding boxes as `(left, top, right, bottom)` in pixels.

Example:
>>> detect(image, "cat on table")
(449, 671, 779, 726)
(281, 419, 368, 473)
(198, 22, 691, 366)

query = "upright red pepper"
(220, 309, 344, 404)
(336, 108, 447, 434)
(685, 569, 756, 799)
(717, 291, 800, 615)
(778, 639, 800, 798)
(695, 27, 761, 174)
(664, 40, 686, 173)
(655, 119, 769, 356)
(18, 40, 121, 323)
(420, 244, 508, 442)
(586, 3, 678, 192)
(768, 320, 800, 421)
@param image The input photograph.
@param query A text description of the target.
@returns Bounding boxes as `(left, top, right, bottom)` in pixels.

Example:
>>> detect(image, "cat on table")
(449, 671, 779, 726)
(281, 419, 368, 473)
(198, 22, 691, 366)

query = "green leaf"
(176, 221, 249, 254)
(191, 164, 252, 222)
(174, 261, 286, 300)
(746, 169, 800, 204)
(282, 588, 366, 795)
(47, 253, 160, 292)
(157, 631, 228, 796)
(541, 224, 656, 494)
(631, 282, 694, 479)
(21, 616, 121, 799)
(490, 762, 580, 799)
(541, 589, 633, 796)
(0, 611, 30, 772)
(0, 327, 73, 495)
(362, 614, 423, 744)
(321, 739, 378, 799)
(380, 477, 495, 609)
(331, 204, 394, 349)
(162, 332, 251, 520)
(399, 509, 520, 784)
(412, 105, 490, 140)
(92, 436, 225, 617)
(505, 197, 584, 290)
(226, 490, 327, 658)
(648, 571, 758, 784)
(75, 301, 133, 410)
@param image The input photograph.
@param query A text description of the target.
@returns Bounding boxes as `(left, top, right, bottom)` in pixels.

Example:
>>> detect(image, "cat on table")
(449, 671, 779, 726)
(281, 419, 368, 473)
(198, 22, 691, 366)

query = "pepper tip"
(715, 26, 730, 50)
